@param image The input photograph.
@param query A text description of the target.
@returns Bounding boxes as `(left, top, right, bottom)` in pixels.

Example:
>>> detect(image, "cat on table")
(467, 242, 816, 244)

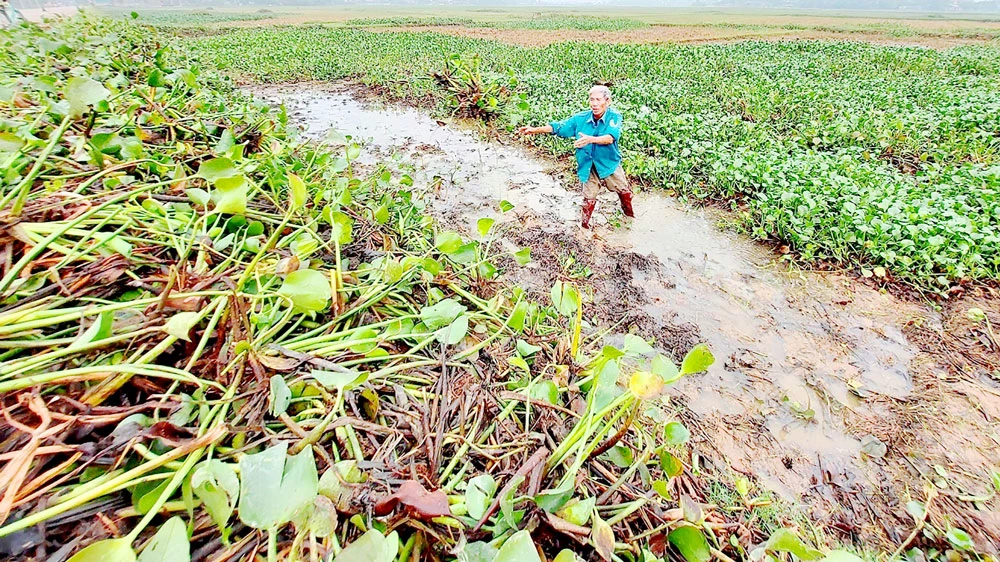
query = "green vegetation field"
(186, 25, 1000, 290)
(98, 8, 282, 27)
(345, 15, 651, 31)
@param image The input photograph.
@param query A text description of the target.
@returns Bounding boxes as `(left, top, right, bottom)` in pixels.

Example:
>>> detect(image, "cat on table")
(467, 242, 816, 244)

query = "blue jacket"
(549, 107, 623, 183)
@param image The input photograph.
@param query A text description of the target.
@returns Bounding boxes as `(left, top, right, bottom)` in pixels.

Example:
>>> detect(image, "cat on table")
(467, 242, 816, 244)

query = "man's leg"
(606, 166, 634, 218)
(581, 173, 601, 229)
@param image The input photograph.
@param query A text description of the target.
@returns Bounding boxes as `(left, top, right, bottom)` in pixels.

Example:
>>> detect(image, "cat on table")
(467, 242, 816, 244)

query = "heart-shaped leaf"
(509, 301, 528, 333)
(529, 381, 559, 405)
(556, 496, 595, 526)
(592, 359, 622, 412)
(550, 281, 580, 317)
(70, 311, 114, 350)
(192, 460, 239, 533)
(121, 137, 144, 159)
(477, 261, 497, 280)
(288, 173, 307, 211)
(137, 516, 189, 562)
(147, 68, 166, 87)
(660, 451, 684, 477)
(269, 375, 291, 416)
(652, 479, 671, 499)
(347, 327, 379, 353)
(0, 132, 25, 152)
(513, 247, 531, 265)
(438, 314, 469, 345)
(214, 129, 235, 155)
(764, 528, 824, 560)
(435, 231, 463, 254)
(449, 242, 478, 264)
(516, 339, 542, 357)
(67, 538, 136, 562)
(328, 210, 354, 245)
(651, 353, 680, 382)
(333, 529, 398, 562)
(680, 344, 714, 375)
(465, 474, 497, 520)
(164, 311, 200, 342)
(553, 550, 581, 562)
(278, 269, 330, 313)
(65, 76, 110, 119)
(967, 307, 987, 323)
(300, 495, 338, 538)
(629, 370, 664, 400)
(212, 175, 249, 215)
(196, 158, 240, 183)
(664, 422, 690, 446)
(668, 526, 711, 562)
(311, 369, 367, 392)
(186, 188, 209, 207)
(605, 445, 633, 468)
(623, 334, 655, 357)
(477, 217, 495, 238)
(592, 513, 615, 561)
(319, 460, 367, 511)
(420, 298, 467, 330)
(494, 530, 541, 562)
(509, 356, 530, 374)
(238, 443, 318, 530)
(460, 542, 498, 562)
(946, 528, 974, 551)
(533, 484, 574, 513)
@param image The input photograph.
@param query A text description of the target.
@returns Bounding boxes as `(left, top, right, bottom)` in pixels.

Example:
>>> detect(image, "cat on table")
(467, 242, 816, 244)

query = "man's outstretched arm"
(517, 125, 554, 135)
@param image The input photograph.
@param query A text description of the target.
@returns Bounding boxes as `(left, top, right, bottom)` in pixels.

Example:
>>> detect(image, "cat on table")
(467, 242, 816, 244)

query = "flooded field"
(252, 82, 1000, 548)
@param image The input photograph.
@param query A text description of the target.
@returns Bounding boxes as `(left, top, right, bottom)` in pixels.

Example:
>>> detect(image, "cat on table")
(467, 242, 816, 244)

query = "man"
(518, 85, 634, 229)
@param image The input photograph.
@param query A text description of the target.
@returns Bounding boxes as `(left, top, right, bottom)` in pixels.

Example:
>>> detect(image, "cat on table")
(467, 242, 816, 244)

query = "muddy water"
(251, 83, 932, 503)
(258, 85, 581, 228)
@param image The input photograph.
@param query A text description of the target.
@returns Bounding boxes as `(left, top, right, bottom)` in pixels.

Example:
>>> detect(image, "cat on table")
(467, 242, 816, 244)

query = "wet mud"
(250, 82, 1000, 550)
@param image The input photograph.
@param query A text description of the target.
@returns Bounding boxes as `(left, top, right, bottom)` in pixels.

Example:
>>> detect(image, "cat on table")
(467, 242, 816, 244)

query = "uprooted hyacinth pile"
(0, 14, 788, 562)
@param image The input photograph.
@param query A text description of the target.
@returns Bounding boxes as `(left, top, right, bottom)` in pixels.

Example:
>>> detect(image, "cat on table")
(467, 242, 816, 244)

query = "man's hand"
(573, 133, 594, 149)
(518, 126, 536, 135)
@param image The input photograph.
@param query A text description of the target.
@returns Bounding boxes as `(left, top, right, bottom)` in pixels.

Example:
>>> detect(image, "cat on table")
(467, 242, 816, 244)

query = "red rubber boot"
(581, 199, 597, 229)
(619, 191, 635, 218)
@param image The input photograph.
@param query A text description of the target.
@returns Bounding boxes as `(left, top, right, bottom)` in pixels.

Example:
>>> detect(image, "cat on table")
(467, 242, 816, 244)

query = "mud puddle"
(249, 82, 1000, 547)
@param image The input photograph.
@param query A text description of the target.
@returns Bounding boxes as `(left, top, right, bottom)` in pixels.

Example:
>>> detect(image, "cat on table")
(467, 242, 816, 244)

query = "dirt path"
(250, 82, 1000, 552)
